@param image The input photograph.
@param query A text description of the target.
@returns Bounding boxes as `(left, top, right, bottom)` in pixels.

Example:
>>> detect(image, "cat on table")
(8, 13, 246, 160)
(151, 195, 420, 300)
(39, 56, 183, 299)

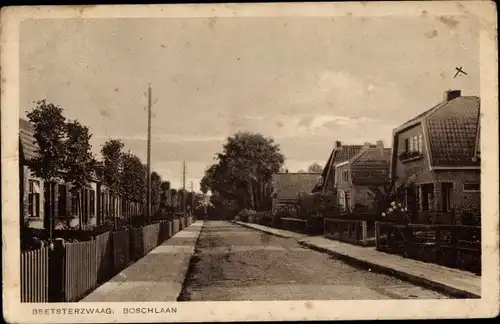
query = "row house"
(314, 141, 390, 212)
(19, 118, 142, 229)
(390, 90, 480, 224)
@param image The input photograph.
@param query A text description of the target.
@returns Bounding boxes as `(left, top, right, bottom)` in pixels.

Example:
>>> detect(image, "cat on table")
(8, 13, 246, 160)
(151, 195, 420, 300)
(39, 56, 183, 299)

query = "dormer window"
(400, 134, 424, 162)
(404, 134, 423, 153)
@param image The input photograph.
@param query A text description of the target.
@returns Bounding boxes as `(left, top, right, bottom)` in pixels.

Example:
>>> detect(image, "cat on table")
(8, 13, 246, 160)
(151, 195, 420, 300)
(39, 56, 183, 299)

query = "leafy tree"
(307, 162, 323, 173)
(26, 100, 67, 238)
(297, 169, 307, 173)
(151, 171, 163, 214)
(63, 119, 96, 228)
(201, 132, 285, 211)
(121, 152, 146, 215)
(101, 139, 124, 227)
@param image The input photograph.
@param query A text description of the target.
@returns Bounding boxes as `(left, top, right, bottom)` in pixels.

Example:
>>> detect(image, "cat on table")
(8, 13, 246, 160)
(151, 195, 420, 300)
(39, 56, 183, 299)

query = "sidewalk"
(234, 221, 307, 239)
(234, 221, 481, 298)
(80, 221, 204, 302)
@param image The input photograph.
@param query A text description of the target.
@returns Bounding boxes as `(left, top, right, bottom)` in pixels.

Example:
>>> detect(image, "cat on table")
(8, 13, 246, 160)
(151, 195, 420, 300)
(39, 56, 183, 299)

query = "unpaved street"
(178, 221, 449, 301)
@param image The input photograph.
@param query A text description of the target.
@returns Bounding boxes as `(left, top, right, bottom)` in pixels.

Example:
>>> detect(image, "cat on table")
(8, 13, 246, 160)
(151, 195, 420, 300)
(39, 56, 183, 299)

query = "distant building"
(314, 141, 365, 195)
(390, 90, 480, 223)
(271, 173, 321, 213)
(314, 140, 390, 212)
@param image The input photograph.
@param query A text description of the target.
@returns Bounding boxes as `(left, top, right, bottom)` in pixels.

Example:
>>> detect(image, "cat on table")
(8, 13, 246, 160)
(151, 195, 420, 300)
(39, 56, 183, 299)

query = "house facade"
(271, 172, 321, 214)
(316, 140, 390, 212)
(19, 118, 124, 229)
(390, 90, 480, 224)
(314, 141, 364, 195)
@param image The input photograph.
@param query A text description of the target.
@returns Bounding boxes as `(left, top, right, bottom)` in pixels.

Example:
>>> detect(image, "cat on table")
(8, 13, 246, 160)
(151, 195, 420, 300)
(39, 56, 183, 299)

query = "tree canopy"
(308, 162, 324, 173)
(101, 139, 124, 197)
(26, 100, 67, 181)
(200, 132, 285, 211)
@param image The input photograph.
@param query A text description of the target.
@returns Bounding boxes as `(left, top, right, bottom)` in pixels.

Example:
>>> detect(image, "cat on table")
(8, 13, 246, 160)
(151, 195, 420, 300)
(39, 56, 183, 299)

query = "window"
(339, 190, 346, 209)
(464, 183, 480, 192)
(28, 180, 40, 217)
(59, 186, 67, 218)
(442, 183, 453, 212)
(71, 193, 78, 216)
(404, 134, 423, 153)
(420, 184, 434, 211)
(341, 170, 349, 183)
(90, 190, 95, 216)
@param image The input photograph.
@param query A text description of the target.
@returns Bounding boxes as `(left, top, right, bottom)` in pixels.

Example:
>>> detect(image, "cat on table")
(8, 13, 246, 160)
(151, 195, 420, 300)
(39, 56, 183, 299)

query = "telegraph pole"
(190, 181, 194, 215)
(182, 161, 186, 214)
(146, 85, 153, 224)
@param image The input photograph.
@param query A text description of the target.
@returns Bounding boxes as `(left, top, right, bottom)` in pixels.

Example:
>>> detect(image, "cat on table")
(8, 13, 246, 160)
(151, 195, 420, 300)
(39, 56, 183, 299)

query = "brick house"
(271, 172, 321, 213)
(314, 141, 390, 212)
(390, 90, 480, 224)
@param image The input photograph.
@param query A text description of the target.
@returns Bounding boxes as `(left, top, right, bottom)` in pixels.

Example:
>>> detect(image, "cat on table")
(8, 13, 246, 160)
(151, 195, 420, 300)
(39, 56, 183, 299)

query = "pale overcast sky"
(19, 16, 479, 191)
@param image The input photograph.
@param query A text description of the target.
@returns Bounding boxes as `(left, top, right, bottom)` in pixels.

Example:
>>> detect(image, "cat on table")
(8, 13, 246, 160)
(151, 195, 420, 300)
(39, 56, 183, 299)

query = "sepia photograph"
(1, 1, 498, 322)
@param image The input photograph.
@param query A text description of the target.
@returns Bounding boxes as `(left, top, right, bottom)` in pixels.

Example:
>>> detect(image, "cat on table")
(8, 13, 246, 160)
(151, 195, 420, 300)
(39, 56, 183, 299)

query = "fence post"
(451, 227, 459, 267)
(375, 222, 380, 250)
(361, 221, 368, 245)
(435, 226, 441, 264)
(48, 238, 65, 302)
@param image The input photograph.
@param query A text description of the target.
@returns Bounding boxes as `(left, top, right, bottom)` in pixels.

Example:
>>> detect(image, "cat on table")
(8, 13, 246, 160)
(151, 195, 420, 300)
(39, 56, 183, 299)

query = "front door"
(441, 182, 453, 212)
(406, 184, 417, 222)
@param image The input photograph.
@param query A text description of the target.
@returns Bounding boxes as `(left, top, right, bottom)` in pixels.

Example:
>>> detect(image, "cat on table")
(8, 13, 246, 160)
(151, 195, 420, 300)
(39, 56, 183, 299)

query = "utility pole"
(146, 84, 155, 224)
(182, 161, 186, 214)
(190, 181, 194, 215)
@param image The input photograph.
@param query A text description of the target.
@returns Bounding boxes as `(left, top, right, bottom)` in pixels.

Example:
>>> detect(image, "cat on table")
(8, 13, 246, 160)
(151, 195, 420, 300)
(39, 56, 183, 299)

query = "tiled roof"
(315, 144, 365, 192)
(272, 173, 321, 202)
(350, 148, 391, 185)
(397, 101, 447, 131)
(426, 96, 480, 166)
(333, 145, 364, 164)
(19, 118, 39, 161)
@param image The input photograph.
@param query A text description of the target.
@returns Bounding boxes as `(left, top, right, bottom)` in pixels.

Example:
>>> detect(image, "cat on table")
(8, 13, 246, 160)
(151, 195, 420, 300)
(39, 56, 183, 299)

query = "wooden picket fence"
(112, 229, 130, 271)
(20, 246, 50, 302)
(21, 217, 193, 303)
(173, 218, 180, 233)
(64, 240, 98, 302)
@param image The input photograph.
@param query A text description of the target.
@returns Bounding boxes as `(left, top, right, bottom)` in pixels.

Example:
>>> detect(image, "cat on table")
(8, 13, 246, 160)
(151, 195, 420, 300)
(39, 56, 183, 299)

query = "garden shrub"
(457, 203, 481, 226)
(306, 214, 325, 235)
(256, 211, 273, 226)
(236, 209, 257, 222)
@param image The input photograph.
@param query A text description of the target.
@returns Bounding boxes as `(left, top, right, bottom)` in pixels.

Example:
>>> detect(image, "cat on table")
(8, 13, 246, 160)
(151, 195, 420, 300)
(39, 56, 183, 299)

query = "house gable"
(350, 147, 391, 186)
(390, 92, 480, 183)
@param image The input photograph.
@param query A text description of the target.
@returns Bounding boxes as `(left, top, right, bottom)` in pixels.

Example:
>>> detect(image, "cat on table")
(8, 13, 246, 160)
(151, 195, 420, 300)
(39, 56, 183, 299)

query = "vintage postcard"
(1, 1, 499, 322)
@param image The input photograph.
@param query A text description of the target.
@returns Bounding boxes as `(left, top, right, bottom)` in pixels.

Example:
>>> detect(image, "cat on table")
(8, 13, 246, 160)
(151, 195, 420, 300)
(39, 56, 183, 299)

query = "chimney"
(444, 90, 461, 101)
(335, 141, 342, 149)
(376, 140, 384, 156)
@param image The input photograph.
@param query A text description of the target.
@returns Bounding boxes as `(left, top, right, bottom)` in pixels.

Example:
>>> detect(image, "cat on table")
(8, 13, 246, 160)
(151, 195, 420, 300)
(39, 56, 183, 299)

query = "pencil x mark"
(454, 66, 467, 78)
